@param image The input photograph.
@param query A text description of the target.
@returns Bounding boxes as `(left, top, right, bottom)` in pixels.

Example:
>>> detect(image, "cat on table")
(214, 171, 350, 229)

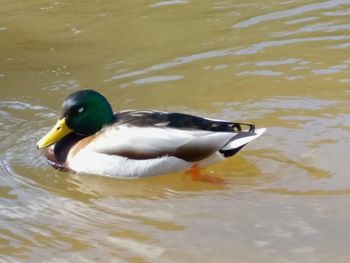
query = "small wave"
(233, 0, 350, 28)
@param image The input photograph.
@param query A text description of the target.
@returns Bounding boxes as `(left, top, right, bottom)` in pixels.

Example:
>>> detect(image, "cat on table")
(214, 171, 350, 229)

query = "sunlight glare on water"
(1, 0, 350, 262)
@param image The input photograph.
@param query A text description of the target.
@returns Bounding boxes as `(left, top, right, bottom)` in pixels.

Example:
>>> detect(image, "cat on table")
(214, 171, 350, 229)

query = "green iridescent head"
(62, 89, 114, 135)
(37, 89, 114, 148)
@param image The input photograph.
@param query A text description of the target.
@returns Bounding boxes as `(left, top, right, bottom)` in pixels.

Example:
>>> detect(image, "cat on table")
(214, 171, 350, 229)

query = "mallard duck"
(37, 89, 265, 179)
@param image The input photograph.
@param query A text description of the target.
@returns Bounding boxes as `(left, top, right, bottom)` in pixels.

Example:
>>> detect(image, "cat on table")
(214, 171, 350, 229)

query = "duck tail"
(219, 128, 266, 158)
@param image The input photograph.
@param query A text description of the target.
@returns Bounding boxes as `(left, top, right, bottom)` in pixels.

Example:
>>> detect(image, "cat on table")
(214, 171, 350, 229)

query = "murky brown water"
(1, 0, 350, 262)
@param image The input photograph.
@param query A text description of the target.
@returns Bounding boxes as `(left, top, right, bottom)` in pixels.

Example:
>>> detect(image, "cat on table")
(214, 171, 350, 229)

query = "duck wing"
(88, 111, 262, 162)
(115, 110, 255, 132)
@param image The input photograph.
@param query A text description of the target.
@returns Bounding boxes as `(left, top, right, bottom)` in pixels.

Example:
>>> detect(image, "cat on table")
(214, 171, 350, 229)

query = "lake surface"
(1, 0, 350, 262)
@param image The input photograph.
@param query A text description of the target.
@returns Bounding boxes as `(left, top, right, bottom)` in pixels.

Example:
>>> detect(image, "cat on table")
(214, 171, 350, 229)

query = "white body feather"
(67, 126, 265, 178)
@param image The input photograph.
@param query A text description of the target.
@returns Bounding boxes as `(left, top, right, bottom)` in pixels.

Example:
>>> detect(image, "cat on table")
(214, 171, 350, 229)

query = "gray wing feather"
(91, 126, 234, 161)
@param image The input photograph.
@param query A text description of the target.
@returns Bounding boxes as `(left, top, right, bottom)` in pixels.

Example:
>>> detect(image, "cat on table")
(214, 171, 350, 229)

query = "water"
(1, 0, 350, 262)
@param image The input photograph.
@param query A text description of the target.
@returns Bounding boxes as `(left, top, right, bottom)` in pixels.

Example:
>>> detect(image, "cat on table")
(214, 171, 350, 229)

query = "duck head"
(36, 89, 114, 149)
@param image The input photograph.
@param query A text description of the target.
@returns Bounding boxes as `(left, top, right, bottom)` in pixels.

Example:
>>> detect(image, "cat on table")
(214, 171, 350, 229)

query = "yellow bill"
(36, 118, 72, 149)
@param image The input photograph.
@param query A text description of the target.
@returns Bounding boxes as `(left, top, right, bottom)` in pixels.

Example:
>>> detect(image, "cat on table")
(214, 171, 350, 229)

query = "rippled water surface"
(1, 0, 350, 262)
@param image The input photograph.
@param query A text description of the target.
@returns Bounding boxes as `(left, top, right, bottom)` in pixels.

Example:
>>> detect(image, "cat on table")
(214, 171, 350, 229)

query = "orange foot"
(186, 164, 227, 185)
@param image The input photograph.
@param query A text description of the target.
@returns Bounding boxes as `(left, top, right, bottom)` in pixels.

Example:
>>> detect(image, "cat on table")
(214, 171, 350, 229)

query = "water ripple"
(0, 101, 45, 111)
(255, 58, 301, 67)
(237, 70, 283, 77)
(150, 0, 189, 8)
(285, 17, 319, 25)
(233, 35, 350, 55)
(273, 22, 350, 37)
(233, 0, 350, 28)
(133, 75, 184, 85)
(312, 64, 348, 75)
(108, 34, 350, 84)
(323, 9, 350, 16)
(107, 49, 233, 81)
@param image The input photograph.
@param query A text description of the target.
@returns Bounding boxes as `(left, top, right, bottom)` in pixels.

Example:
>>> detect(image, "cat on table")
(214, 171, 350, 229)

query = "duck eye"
(78, 107, 84, 113)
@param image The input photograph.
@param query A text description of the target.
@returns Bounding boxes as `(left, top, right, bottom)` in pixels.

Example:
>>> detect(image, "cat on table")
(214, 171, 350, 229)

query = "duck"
(37, 89, 265, 179)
